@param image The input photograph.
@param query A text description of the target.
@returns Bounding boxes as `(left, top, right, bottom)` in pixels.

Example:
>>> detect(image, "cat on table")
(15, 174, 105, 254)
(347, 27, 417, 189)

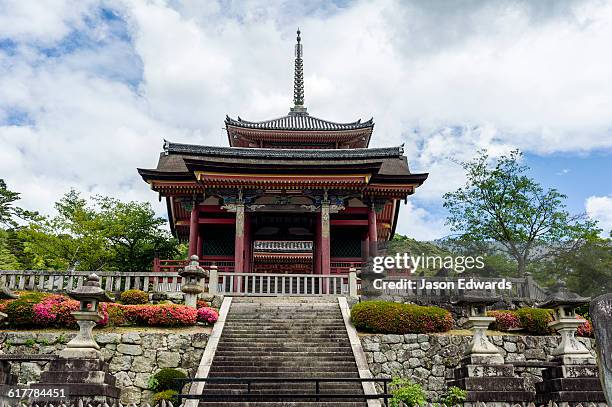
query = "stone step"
(210, 366, 357, 373)
(213, 356, 356, 363)
(208, 372, 361, 378)
(200, 404, 364, 406)
(223, 335, 347, 345)
(213, 351, 355, 358)
(215, 346, 353, 353)
(203, 383, 363, 391)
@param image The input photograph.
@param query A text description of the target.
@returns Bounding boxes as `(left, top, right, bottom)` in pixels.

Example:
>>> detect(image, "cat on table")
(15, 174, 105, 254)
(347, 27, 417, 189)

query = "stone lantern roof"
(68, 273, 113, 303)
(538, 281, 590, 308)
(0, 287, 18, 300)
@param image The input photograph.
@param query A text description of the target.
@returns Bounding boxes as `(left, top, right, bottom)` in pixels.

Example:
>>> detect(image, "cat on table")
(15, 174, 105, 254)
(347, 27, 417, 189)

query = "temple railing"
(212, 272, 358, 297)
(153, 257, 235, 273)
(0, 270, 185, 293)
(330, 258, 363, 274)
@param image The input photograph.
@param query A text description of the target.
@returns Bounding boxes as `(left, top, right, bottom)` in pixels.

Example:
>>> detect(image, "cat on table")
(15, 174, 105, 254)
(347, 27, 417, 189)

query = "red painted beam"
(198, 218, 236, 225)
(330, 219, 368, 226)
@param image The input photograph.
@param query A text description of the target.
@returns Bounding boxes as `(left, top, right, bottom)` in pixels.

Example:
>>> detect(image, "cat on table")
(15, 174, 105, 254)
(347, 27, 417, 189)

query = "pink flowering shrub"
(32, 294, 108, 328)
(118, 304, 197, 327)
(488, 310, 522, 332)
(197, 307, 219, 325)
(577, 315, 593, 338)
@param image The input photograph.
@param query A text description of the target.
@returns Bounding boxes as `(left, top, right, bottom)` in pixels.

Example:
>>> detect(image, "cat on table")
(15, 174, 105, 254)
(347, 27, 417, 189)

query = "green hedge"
(515, 308, 553, 336)
(351, 301, 454, 334)
(120, 289, 149, 305)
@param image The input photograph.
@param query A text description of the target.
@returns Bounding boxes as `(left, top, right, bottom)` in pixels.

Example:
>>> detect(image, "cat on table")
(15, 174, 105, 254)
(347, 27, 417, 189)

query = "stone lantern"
(179, 255, 208, 308)
(59, 273, 112, 359)
(455, 293, 503, 364)
(539, 281, 592, 364)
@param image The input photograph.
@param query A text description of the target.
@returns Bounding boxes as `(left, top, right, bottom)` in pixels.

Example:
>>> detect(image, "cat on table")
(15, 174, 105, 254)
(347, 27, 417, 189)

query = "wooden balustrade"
(215, 272, 354, 296)
(153, 257, 235, 273)
(0, 270, 185, 293)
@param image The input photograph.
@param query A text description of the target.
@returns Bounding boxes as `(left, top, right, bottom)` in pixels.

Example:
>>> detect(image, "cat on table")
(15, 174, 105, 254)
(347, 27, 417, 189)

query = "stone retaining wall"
(360, 333, 596, 401)
(0, 331, 208, 404)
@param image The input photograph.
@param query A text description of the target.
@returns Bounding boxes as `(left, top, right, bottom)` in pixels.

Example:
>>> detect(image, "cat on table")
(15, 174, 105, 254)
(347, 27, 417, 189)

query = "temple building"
(138, 30, 428, 279)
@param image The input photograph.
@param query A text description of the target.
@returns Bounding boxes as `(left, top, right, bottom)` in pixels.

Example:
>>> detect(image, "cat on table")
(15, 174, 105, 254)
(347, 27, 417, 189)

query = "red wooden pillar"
(243, 212, 251, 273)
(234, 202, 245, 273)
(315, 212, 322, 274)
(321, 200, 331, 277)
(196, 231, 202, 259)
(368, 204, 378, 256)
(188, 204, 199, 257)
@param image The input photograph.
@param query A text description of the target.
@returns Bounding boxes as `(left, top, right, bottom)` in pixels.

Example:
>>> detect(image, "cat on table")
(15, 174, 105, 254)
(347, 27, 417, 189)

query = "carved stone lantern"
(539, 281, 592, 364)
(454, 293, 503, 364)
(179, 255, 208, 308)
(59, 273, 112, 359)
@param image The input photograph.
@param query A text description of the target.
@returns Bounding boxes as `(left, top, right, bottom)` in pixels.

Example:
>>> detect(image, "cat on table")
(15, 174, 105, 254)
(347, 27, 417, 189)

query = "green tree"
(0, 179, 36, 227)
(0, 230, 21, 269)
(443, 150, 600, 275)
(21, 191, 178, 272)
(95, 196, 178, 272)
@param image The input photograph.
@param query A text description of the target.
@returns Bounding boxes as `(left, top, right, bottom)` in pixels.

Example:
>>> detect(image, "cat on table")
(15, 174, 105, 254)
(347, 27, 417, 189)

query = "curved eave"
(183, 158, 383, 175)
(225, 115, 374, 131)
(137, 168, 194, 182)
(372, 173, 429, 187)
(165, 143, 402, 160)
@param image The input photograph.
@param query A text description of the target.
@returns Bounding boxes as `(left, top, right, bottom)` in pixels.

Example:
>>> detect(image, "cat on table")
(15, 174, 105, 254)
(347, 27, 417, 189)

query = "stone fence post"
(208, 265, 218, 295)
(348, 269, 358, 299)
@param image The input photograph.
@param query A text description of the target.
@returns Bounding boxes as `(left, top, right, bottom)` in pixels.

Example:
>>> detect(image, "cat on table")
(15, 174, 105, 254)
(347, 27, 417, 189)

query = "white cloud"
(586, 195, 612, 236)
(395, 201, 449, 241)
(0, 0, 611, 240)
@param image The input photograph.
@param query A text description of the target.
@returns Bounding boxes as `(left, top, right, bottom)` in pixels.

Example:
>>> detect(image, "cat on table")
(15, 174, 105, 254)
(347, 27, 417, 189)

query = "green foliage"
(351, 301, 454, 334)
(120, 289, 149, 305)
(443, 149, 600, 275)
(442, 386, 467, 406)
(389, 378, 426, 407)
(516, 308, 553, 335)
(153, 390, 178, 404)
(538, 237, 612, 297)
(0, 179, 36, 228)
(19, 190, 179, 272)
(0, 229, 21, 269)
(4, 292, 50, 327)
(149, 368, 187, 392)
(24, 338, 36, 347)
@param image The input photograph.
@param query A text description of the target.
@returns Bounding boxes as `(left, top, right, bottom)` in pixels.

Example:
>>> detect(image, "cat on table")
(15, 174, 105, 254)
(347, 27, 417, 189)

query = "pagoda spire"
(290, 28, 307, 115)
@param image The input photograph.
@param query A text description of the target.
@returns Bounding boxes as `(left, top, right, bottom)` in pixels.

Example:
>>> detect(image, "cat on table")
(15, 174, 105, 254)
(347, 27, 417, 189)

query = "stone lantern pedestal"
(33, 274, 120, 404)
(447, 293, 535, 404)
(535, 282, 605, 405)
(180, 255, 208, 308)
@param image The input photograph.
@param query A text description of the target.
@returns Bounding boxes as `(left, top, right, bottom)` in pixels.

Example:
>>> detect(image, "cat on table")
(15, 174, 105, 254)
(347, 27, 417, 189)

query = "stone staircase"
(199, 297, 367, 406)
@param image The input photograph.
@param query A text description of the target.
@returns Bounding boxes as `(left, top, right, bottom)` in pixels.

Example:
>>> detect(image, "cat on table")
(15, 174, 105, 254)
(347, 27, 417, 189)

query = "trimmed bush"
(389, 378, 426, 407)
(488, 310, 521, 332)
(197, 307, 219, 325)
(196, 299, 210, 309)
(119, 304, 197, 327)
(150, 368, 187, 392)
(516, 308, 553, 336)
(153, 390, 178, 404)
(4, 292, 50, 327)
(351, 301, 453, 334)
(31, 294, 108, 328)
(120, 289, 149, 305)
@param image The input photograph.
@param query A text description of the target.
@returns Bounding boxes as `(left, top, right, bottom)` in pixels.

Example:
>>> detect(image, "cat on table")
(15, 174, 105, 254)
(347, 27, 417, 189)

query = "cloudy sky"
(1, 0, 611, 239)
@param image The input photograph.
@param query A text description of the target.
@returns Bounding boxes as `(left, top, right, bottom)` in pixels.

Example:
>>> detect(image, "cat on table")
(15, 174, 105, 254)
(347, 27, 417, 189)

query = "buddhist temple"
(138, 30, 428, 280)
